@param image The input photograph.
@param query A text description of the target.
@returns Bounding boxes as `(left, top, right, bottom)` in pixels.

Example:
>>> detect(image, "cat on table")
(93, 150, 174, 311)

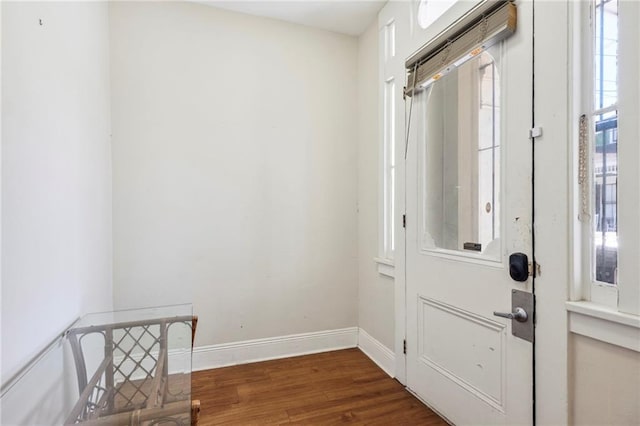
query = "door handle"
(497, 290, 534, 342)
(493, 307, 528, 322)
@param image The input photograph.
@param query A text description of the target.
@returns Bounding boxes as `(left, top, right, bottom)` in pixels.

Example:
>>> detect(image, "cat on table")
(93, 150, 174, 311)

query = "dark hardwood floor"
(192, 348, 448, 425)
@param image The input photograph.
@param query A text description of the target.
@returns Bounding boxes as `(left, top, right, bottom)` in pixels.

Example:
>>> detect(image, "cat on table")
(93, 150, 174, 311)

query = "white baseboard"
(192, 327, 358, 371)
(357, 328, 396, 378)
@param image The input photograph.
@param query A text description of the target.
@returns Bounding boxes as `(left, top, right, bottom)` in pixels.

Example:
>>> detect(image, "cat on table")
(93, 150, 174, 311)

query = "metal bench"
(64, 315, 199, 425)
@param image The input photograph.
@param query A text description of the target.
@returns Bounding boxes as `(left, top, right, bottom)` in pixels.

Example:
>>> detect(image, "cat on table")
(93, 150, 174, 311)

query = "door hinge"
(529, 126, 543, 139)
(402, 214, 406, 228)
(403, 339, 407, 354)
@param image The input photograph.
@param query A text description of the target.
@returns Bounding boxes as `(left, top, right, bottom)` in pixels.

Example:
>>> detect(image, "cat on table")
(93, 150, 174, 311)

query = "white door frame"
(387, 1, 569, 423)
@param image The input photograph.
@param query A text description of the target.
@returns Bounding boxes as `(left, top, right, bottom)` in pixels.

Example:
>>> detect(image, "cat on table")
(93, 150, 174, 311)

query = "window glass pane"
(423, 52, 500, 257)
(384, 79, 396, 259)
(593, 111, 618, 284)
(594, 0, 618, 110)
(592, 0, 618, 285)
(417, 0, 456, 30)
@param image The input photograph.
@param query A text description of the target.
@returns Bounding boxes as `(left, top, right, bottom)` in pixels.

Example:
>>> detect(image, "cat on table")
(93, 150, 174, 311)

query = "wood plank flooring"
(192, 348, 448, 425)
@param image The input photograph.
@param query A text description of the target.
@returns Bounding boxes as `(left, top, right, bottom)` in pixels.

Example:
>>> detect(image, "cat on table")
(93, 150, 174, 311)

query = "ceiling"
(193, 1, 387, 36)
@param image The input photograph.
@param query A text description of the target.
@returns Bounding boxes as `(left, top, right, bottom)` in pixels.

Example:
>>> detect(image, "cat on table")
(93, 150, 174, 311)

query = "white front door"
(405, 2, 534, 425)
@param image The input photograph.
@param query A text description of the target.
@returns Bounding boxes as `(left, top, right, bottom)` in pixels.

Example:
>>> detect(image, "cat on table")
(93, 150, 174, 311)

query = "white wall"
(0, 0, 4, 398)
(1, 1, 113, 383)
(109, 2, 359, 347)
(357, 21, 395, 350)
(570, 334, 640, 425)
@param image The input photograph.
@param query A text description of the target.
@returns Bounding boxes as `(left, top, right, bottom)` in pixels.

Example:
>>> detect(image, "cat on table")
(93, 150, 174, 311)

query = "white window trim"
(373, 257, 395, 278)
(615, 0, 640, 315)
(569, 0, 640, 348)
(566, 301, 640, 352)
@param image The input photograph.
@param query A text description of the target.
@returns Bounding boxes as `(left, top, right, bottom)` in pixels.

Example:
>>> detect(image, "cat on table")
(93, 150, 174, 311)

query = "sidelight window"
(591, 0, 618, 286)
(579, 0, 640, 315)
(376, 18, 399, 277)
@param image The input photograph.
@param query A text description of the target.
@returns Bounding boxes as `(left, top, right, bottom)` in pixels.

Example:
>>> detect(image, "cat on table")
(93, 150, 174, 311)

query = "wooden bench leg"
(191, 400, 200, 426)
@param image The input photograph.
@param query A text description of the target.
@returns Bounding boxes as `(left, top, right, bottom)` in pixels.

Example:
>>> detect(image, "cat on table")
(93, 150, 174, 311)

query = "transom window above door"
(417, 0, 457, 30)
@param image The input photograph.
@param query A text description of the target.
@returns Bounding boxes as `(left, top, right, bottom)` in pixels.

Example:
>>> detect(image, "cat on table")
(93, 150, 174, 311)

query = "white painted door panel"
(405, 1, 534, 424)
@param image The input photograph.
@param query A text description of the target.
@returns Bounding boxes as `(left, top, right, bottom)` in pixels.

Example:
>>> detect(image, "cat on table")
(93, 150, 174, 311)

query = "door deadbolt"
(509, 252, 529, 282)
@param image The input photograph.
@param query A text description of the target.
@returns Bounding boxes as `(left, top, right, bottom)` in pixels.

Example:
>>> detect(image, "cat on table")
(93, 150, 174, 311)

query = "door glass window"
(422, 51, 501, 258)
